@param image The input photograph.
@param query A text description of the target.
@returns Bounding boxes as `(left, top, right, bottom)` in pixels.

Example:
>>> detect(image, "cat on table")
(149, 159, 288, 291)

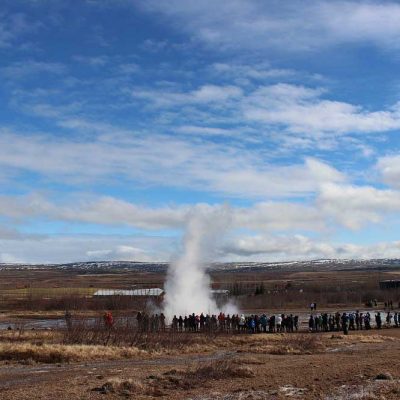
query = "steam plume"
(164, 205, 234, 319)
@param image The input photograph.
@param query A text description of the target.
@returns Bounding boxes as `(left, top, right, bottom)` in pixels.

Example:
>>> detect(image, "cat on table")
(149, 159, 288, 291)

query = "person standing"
(386, 311, 392, 327)
(276, 314, 282, 332)
(294, 315, 299, 331)
(341, 312, 349, 335)
(104, 311, 114, 329)
(308, 315, 315, 332)
(375, 312, 382, 329)
(178, 315, 183, 332)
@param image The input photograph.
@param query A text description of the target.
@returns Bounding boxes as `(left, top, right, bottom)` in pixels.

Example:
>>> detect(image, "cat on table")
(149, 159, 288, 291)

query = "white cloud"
(72, 55, 109, 66)
(176, 125, 234, 137)
(211, 63, 295, 80)
(317, 183, 400, 229)
(86, 245, 150, 260)
(2, 189, 400, 262)
(243, 84, 400, 135)
(0, 234, 174, 264)
(0, 193, 326, 233)
(132, 84, 243, 107)
(2, 60, 67, 78)
(0, 130, 344, 198)
(376, 155, 400, 189)
(139, 1, 400, 51)
(223, 234, 337, 259)
(60, 197, 189, 230)
(3, 228, 400, 264)
(222, 234, 400, 262)
(117, 62, 140, 74)
(130, 82, 400, 139)
(233, 202, 325, 232)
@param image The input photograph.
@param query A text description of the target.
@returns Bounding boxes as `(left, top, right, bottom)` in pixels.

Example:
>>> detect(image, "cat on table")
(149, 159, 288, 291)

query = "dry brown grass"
(0, 342, 146, 363)
(146, 359, 255, 392)
(189, 359, 255, 380)
(62, 319, 222, 352)
(0, 331, 328, 364)
(7, 329, 392, 365)
(92, 377, 146, 396)
(90, 359, 256, 397)
(268, 334, 323, 355)
(0, 329, 62, 344)
(213, 333, 324, 355)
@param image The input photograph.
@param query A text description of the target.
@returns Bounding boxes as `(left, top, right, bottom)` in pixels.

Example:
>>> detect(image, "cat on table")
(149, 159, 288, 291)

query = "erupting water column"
(163, 205, 233, 319)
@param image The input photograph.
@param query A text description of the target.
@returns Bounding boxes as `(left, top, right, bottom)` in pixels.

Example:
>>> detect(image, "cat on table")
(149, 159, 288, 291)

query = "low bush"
(148, 359, 255, 391)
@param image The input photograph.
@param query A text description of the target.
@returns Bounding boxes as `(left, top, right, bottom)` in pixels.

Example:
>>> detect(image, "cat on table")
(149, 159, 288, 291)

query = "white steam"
(163, 205, 236, 319)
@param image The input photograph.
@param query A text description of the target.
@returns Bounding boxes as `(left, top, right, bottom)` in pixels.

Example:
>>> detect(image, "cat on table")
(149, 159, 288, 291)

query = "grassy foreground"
(1, 327, 393, 364)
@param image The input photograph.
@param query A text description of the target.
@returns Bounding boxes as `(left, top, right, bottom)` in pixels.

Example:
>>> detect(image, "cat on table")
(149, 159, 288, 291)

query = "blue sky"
(2, 0, 400, 263)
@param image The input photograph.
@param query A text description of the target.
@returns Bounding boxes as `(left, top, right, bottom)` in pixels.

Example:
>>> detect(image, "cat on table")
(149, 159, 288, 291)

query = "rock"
(375, 372, 393, 380)
(96, 382, 115, 394)
(121, 389, 131, 398)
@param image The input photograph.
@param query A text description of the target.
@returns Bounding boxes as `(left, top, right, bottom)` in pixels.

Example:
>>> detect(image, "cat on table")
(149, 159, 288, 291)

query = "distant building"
(379, 280, 400, 290)
(211, 289, 229, 296)
(94, 288, 164, 297)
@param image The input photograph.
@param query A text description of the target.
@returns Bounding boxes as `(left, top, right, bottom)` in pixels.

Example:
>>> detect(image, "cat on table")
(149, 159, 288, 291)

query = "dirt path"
(0, 351, 236, 391)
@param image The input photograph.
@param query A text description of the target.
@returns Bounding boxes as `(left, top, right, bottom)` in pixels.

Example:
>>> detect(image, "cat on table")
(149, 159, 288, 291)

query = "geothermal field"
(0, 253, 400, 399)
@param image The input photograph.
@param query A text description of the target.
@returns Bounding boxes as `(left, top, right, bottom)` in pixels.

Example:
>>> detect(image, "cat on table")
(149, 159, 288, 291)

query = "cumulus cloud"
(0, 235, 174, 264)
(3, 229, 400, 264)
(233, 202, 325, 232)
(0, 194, 325, 233)
(2, 188, 400, 263)
(222, 234, 400, 262)
(317, 183, 400, 229)
(10, 183, 400, 235)
(223, 234, 337, 259)
(60, 197, 189, 230)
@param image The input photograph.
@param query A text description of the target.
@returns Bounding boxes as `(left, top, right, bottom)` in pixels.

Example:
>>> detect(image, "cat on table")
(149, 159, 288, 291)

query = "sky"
(2, 0, 400, 263)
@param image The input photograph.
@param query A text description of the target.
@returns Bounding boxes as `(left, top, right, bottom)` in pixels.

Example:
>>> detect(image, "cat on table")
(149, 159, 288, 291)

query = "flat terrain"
(0, 264, 399, 399)
(0, 329, 399, 399)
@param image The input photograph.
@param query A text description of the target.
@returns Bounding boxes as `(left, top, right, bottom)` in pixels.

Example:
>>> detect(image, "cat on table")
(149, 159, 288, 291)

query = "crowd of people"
(308, 311, 399, 335)
(168, 312, 300, 333)
(64, 308, 399, 335)
(136, 311, 166, 332)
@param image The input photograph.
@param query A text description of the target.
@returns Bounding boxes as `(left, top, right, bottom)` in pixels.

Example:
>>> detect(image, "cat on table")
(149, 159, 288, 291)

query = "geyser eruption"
(164, 205, 235, 319)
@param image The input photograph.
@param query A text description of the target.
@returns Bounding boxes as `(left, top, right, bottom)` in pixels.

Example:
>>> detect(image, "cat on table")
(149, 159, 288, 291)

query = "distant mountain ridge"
(1, 258, 400, 273)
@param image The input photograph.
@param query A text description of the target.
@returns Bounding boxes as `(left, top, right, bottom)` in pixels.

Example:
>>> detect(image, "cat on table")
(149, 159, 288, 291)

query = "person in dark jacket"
(308, 315, 315, 332)
(341, 313, 349, 335)
(375, 312, 382, 329)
